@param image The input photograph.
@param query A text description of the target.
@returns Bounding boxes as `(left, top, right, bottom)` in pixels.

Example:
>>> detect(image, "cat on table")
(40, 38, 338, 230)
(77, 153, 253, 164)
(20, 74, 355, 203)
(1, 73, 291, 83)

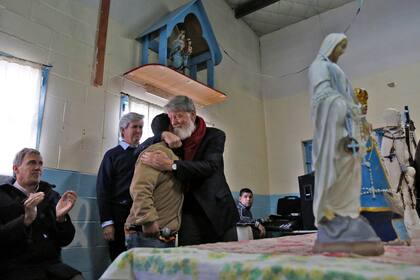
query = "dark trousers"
(178, 210, 237, 246)
(108, 205, 130, 261)
(126, 231, 175, 249)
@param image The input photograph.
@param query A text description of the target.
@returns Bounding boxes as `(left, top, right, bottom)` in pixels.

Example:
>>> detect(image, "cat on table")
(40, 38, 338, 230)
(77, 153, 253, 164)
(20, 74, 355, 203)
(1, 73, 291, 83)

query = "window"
(302, 128, 385, 174)
(0, 55, 49, 175)
(302, 140, 313, 174)
(120, 94, 165, 142)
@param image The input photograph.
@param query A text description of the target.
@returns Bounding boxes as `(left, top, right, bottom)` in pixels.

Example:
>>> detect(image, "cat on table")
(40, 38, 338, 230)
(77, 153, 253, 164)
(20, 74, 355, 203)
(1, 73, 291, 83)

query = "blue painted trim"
(148, 40, 159, 54)
(120, 94, 129, 119)
(190, 64, 197, 80)
(135, 0, 223, 87)
(192, 1, 222, 65)
(36, 66, 51, 148)
(206, 59, 214, 88)
(119, 94, 129, 141)
(141, 36, 149, 65)
(158, 26, 168, 65)
(189, 51, 211, 66)
(302, 139, 313, 174)
(165, 6, 219, 65)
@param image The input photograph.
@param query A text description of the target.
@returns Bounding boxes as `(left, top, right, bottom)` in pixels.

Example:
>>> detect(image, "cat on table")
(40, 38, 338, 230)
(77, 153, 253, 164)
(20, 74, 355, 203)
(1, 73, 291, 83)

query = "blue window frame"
(302, 127, 385, 175)
(36, 66, 51, 148)
(119, 94, 165, 142)
(302, 140, 313, 174)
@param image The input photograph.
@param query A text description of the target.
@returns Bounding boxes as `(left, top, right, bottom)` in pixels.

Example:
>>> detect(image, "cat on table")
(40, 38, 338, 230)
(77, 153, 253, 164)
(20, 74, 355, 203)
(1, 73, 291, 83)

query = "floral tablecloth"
(100, 234, 420, 279)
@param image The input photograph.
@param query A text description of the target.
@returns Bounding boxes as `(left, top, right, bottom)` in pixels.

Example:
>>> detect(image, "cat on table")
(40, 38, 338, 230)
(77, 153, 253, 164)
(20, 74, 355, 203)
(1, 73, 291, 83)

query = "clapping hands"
(56, 191, 77, 222)
(23, 192, 45, 226)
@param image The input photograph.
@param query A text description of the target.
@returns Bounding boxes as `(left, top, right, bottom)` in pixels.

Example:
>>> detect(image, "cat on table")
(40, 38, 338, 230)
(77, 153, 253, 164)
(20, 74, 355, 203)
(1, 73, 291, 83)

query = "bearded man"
(140, 95, 239, 245)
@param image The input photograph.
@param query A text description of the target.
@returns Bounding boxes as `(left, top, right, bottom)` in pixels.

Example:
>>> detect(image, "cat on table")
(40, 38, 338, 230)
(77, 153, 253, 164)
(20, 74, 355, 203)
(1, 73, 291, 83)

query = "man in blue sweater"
(96, 112, 144, 261)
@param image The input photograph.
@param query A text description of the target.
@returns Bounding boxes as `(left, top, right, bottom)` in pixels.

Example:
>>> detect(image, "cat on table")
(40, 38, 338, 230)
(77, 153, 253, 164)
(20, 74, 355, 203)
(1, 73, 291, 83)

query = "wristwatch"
(171, 162, 177, 171)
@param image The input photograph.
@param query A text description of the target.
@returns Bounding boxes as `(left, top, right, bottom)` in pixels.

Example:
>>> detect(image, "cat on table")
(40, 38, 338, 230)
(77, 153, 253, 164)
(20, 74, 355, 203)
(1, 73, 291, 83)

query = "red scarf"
(183, 116, 206, 160)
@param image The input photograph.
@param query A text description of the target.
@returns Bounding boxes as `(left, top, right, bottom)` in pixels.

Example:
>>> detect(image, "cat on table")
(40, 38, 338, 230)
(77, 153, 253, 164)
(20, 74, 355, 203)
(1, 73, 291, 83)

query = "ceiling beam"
(93, 0, 110, 87)
(234, 0, 281, 18)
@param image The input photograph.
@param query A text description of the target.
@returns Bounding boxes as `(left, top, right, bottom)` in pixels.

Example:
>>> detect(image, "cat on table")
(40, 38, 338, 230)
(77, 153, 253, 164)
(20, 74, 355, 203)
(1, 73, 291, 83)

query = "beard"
(173, 118, 195, 140)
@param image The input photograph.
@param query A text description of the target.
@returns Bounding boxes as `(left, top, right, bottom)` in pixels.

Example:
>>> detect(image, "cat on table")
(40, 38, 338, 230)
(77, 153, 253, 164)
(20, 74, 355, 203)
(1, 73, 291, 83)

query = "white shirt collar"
(119, 140, 138, 150)
(13, 180, 39, 196)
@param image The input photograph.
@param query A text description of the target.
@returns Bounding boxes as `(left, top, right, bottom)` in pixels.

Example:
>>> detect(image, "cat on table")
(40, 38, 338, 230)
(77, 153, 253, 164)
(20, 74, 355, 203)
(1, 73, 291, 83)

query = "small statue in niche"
(169, 30, 193, 74)
(182, 38, 193, 73)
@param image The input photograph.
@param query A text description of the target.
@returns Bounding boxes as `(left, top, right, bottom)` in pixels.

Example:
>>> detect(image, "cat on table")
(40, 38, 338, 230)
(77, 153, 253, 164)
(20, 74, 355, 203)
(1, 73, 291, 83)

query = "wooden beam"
(94, 0, 110, 87)
(235, 0, 281, 18)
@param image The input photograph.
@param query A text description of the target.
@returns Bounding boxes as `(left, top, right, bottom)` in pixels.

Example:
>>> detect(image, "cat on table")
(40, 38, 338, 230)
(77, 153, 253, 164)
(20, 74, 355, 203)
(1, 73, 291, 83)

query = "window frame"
(302, 139, 313, 174)
(119, 93, 165, 142)
(0, 52, 51, 149)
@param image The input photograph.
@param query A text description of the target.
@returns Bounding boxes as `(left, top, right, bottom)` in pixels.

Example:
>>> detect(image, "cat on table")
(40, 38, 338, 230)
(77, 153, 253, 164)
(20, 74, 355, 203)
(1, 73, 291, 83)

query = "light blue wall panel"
(42, 168, 107, 280)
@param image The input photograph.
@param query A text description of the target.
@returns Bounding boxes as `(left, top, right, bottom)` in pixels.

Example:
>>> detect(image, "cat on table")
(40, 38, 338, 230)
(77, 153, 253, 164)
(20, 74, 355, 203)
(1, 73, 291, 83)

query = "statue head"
(318, 33, 347, 63)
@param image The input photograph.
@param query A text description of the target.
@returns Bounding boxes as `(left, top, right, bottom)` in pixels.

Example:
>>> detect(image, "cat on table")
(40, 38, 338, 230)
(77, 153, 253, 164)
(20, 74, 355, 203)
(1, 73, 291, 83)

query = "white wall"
(0, 0, 269, 193)
(260, 0, 420, 195)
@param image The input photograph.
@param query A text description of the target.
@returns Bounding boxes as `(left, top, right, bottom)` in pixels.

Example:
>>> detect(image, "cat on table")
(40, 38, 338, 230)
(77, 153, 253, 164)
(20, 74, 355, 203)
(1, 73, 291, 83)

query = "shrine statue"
(308, 33, 383, 255)
(356, 89, 410, 244)
(169, 30, 192, 73)
(182, 38, 193, 73)
(381, 108, 420, 238)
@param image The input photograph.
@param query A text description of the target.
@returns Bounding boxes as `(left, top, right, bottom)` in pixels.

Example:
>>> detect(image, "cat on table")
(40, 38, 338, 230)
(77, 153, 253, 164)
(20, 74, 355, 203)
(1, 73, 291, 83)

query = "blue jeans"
(126, 232, 175, 249)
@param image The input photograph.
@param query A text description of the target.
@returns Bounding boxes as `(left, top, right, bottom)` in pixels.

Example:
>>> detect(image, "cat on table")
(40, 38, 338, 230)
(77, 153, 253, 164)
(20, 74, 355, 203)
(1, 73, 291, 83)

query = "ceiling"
(224, 0, 354, 36)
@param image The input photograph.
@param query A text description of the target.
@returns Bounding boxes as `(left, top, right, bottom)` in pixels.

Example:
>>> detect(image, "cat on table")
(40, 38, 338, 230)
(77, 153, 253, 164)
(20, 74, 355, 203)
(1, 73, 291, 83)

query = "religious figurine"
(381, 108, 420, 238)
(356, 89, 410, 244)
(169, 30, 192, 74)
(169, 30, 186, 70)
(308, 33, 384, 255)
(182, 38, 193, 73)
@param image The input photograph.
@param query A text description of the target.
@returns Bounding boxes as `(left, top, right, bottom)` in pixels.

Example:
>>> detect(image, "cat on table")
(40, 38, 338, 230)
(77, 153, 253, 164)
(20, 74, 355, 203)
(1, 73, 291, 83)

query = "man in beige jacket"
(125, 140, 183, 248)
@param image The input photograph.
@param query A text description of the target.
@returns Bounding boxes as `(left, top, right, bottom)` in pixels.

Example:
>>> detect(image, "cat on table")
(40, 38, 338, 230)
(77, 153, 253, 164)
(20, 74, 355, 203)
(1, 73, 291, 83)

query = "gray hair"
(13, 148, 41, 177)
(119, 112, 144, 130)
(164, 95, 196, 113)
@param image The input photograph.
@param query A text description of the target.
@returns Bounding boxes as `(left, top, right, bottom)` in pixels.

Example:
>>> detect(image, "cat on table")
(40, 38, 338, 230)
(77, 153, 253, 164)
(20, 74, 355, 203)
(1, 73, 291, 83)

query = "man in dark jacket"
(140, 96, 239, 245)
(96, 112, 143, 260)
(0, 148, 82, 280)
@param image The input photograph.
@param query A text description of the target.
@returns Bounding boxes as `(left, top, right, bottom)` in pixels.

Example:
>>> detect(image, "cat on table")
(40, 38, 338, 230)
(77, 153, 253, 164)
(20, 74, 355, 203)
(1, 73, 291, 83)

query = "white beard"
(174, 119, 195, 140)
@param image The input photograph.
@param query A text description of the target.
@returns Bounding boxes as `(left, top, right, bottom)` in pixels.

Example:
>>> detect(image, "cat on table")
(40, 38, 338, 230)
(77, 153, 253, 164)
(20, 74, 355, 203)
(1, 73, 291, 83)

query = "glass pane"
(0, 59, 41, 175)
(129, 98, 153, 142)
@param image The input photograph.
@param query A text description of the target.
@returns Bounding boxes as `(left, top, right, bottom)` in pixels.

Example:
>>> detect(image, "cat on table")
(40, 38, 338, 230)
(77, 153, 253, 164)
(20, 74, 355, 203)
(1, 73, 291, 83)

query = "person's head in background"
(13, 148, 43, 190)
(119, 112, 144, 145)
(239, 188, 254, 208)
(151, 113, 171, 136)
(164, 95, 196, 140)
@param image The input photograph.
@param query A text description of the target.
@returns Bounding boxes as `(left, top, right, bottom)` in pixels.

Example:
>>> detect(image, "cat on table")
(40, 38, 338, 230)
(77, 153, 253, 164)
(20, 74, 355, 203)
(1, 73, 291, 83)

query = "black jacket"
(135, 114, 239, 237)
(175, 127, 239, 236)
(0, 180, 80, 279)
(96, 145, 137, 223)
